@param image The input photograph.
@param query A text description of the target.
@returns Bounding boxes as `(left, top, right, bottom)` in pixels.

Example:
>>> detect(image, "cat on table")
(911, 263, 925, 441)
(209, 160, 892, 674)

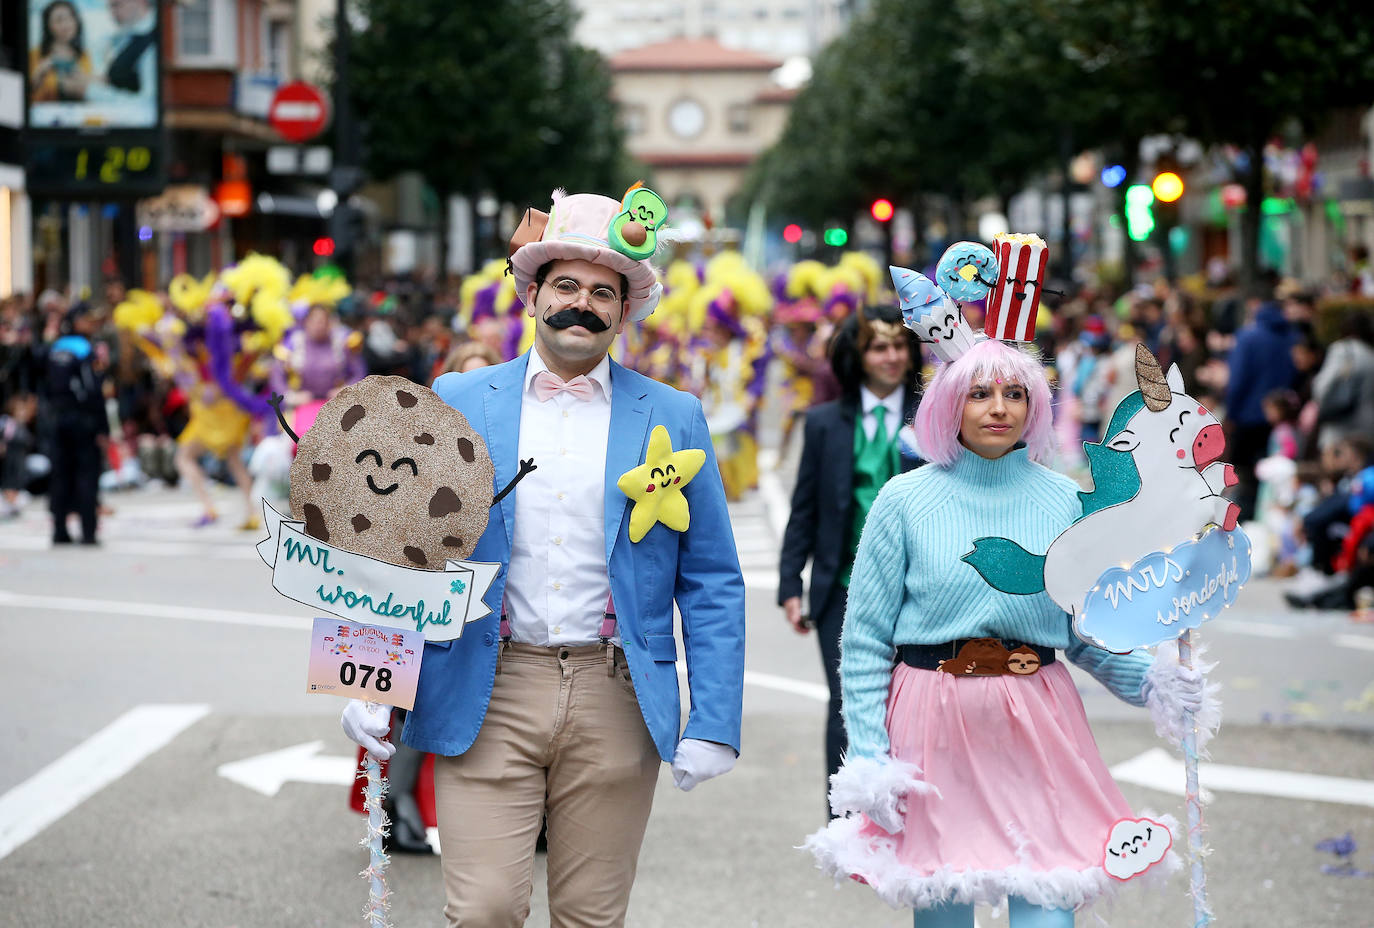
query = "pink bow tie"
(533, 369, 596, 403)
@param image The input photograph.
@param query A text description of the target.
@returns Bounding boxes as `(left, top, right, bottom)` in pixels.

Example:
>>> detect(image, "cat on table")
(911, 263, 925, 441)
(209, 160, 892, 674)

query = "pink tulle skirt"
(806, 662, 1179, 910)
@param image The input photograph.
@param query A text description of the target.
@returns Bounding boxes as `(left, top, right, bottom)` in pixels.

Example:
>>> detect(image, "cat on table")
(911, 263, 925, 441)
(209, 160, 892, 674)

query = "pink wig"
(914, 338, 1056, 467)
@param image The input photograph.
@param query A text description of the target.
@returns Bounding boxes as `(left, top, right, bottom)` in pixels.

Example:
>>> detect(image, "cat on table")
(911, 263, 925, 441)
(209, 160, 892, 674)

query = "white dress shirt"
(504, 350, 615, 646)
(859, 385, 905, 441)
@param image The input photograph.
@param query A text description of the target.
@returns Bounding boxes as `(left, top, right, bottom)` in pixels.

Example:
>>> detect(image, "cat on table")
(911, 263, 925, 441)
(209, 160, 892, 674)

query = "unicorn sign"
(964, 345, 1251, 652)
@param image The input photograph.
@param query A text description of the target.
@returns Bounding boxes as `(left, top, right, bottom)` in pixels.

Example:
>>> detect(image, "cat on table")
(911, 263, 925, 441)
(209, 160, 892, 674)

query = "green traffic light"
(1125, 185, 1155, 243)
(823, 228, 848, 247)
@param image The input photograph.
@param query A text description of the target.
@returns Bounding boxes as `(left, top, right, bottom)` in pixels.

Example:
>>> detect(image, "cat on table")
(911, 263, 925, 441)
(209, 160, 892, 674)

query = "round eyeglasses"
(545, 277, 621, 311)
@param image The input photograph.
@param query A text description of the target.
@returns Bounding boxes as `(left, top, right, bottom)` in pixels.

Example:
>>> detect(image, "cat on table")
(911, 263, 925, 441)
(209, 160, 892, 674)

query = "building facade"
(574, 0, 849, 59)
(1, 3, 32, 298)
(610, 38, 794, 224)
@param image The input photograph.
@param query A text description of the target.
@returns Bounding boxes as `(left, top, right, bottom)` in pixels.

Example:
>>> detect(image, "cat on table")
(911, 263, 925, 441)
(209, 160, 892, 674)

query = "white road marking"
(0, 534, 259, 559)
(676, 662, 828, 702)
(0, 588, 311, 629)
(1207, 619, 1298, 638)
(1111, 747, 1374, 808)
(0, 704, 210, 860)
(1204, 617, 1374, 653)
(742, 569, 779, 591)
(1332, 633, 1374, 653)
(756, 469, 791, 540)
(217, 741, 358, 797)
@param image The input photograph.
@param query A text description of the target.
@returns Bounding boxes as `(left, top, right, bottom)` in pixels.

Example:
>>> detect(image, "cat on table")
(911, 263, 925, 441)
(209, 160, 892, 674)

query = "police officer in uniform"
(42, 302, 107, 545)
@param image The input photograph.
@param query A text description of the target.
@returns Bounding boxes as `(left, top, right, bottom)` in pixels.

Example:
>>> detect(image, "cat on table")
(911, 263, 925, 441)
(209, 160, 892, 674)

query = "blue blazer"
(403, 352, 747, 762)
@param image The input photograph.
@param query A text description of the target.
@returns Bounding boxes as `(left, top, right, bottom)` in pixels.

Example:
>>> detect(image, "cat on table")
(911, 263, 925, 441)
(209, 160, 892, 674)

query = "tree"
(346, 0, 630, 265)
(751, 0, 1374, 284)
(1124, 0, 1374, 285)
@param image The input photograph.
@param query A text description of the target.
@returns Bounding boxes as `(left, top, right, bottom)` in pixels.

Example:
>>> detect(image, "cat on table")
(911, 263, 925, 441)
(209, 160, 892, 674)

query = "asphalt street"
(2, 469, 1373, 928)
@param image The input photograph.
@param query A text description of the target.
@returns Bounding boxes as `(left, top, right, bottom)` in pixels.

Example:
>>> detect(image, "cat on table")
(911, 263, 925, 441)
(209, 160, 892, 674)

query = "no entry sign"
(268, 82, 330, 144)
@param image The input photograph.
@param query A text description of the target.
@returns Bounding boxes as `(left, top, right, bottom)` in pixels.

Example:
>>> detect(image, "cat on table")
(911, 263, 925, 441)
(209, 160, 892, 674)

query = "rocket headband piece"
(891, 233, 1052, 363)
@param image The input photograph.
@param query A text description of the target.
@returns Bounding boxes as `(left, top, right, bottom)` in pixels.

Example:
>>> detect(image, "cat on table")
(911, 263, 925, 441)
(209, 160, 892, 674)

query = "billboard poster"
(26, 0, 159, 130)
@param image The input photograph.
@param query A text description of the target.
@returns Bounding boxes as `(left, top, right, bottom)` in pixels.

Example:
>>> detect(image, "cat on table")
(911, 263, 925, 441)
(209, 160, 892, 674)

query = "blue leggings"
(913, 897, 1073, 928)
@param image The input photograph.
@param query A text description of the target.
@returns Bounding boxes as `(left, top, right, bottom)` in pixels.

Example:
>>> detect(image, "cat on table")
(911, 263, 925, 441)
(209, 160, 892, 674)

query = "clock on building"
(667, 98, 706, 139)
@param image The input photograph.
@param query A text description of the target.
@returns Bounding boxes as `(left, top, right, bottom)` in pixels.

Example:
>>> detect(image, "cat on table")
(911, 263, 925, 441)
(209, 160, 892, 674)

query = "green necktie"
(870, 404, 888, 448)
(843, 404, 898, 586)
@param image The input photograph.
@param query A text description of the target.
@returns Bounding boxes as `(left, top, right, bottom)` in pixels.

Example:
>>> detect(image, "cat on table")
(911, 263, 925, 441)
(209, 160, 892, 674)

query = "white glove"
(341, 699, 396, 761)
(1143, 638, 1221, 751)
(671, 738, 737, 791)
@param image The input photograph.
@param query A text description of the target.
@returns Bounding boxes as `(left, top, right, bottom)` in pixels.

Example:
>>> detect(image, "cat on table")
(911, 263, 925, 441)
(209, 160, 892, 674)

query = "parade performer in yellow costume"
(115, 254, 295, 529)
(689, 253, 773, 500)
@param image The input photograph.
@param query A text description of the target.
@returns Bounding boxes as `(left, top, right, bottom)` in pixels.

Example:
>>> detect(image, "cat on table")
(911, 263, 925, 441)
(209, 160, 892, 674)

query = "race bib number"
(306, 617, 423, 709)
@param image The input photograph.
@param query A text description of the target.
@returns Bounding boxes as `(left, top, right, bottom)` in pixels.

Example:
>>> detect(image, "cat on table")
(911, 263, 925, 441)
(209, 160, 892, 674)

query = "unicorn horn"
(1135, 344, 1171, 411)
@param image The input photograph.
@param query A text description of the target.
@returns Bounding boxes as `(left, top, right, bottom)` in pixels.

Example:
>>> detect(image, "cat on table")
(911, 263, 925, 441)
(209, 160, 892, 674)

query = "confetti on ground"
(1315, 834, 1356, 856)
(1321, 862, 1373, 877)
(1315, 833, 1373, 877)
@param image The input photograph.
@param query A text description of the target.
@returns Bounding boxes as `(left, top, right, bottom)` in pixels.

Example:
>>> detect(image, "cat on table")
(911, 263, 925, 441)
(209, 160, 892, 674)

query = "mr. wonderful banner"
(257, 502, 498, 641)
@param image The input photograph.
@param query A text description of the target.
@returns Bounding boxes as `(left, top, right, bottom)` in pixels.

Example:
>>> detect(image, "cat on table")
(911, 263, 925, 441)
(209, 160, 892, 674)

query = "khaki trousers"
(433, 641, 661, 928)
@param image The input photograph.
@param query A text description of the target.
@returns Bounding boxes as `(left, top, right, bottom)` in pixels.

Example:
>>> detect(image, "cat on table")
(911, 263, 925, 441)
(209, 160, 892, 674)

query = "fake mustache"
(544, 308, 610, 332)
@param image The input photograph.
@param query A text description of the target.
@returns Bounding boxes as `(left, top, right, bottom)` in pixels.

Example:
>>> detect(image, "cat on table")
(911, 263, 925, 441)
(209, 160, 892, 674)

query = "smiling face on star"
(959, 378, 1028, 459)
(647, 461, 682, 493)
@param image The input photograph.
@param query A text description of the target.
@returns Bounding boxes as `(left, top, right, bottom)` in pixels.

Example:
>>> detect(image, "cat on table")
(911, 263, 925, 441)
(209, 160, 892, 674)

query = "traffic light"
(313, 236, 336, 257)
(782, 223, 803, 244)
(823, 227, 848, 247)
(1100, 164, 1127, 188)
(1151, 171, 1184, 203)
(870, 198, 894, 222)
(1124, 185, 1155, 242)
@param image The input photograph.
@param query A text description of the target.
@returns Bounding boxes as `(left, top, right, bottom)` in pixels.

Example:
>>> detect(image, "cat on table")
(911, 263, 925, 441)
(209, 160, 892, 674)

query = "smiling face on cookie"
(289, 375, 495, 568)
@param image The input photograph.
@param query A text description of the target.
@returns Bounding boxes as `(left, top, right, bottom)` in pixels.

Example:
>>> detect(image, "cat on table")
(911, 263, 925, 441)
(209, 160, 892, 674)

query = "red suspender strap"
(599, 593, 617, 641)
(500, 595, 615, 641)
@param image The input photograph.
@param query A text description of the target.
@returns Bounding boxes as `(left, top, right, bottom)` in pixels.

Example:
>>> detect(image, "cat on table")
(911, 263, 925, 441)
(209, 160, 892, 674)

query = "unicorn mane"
(1077, 390, 1145, 518)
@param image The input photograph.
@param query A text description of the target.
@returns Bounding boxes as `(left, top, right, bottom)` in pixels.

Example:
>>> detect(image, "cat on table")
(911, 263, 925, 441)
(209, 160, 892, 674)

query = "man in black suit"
(778, 303, 922, 801)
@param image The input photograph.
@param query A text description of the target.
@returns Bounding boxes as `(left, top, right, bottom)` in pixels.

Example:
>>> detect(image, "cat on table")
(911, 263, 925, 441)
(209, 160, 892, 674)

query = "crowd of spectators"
(2, 257, 1371, 612)
(1037, 266, 1374, 613)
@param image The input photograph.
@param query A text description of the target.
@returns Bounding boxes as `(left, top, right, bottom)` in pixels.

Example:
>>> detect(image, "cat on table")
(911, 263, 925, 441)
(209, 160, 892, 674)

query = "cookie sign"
(260, 374, 525, 640)
(289, 376, 495, 569)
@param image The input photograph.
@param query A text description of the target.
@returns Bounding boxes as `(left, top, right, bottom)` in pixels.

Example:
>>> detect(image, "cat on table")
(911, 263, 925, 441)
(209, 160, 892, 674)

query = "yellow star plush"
(617, 425, 707, 543)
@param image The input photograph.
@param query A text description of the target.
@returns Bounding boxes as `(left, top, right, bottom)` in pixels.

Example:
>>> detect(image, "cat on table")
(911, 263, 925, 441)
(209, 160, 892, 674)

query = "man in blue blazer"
(343, 189, 745, 928)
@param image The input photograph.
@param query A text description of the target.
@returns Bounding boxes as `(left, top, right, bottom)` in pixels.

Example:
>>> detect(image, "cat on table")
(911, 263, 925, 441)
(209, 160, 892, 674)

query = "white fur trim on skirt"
(803, 812, 1183, 911)
(827, 754, 938, 825)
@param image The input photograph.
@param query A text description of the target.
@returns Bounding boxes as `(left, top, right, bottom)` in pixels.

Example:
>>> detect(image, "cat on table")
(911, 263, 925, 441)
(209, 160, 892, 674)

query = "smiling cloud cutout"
(1102, 817, 1172, 881)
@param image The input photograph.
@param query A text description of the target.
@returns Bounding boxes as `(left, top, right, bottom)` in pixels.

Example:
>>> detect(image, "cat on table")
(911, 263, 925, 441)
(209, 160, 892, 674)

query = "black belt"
(898, 638, 1057, 673)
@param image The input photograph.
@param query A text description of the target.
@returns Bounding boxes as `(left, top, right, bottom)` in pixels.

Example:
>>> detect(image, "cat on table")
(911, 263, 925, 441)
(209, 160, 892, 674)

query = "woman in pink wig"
(805, 334, 1206, 927)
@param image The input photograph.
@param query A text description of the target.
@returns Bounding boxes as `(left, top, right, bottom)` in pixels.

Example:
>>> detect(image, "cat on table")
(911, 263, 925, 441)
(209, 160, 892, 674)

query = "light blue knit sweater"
(840, 446, 1153, 760)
